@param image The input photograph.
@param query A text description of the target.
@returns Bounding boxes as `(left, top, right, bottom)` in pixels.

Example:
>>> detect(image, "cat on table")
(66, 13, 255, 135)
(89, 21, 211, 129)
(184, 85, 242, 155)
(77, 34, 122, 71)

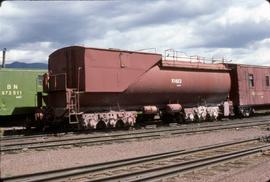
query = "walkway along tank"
(42, 46, 231, 129)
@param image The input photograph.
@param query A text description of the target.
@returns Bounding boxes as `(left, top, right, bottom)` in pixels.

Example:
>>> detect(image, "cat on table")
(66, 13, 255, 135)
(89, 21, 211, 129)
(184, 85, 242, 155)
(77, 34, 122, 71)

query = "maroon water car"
(42, 46, 232, 129)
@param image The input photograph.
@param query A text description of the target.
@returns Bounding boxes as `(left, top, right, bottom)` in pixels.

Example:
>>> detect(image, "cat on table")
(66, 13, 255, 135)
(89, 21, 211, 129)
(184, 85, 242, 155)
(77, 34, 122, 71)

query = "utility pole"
(2, 48, 7, 68)
(0, 0, 3, 7)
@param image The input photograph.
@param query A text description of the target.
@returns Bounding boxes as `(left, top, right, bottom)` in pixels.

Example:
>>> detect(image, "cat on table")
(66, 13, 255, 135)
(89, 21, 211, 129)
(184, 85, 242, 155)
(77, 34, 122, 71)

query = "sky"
(0, 0, 270, 65)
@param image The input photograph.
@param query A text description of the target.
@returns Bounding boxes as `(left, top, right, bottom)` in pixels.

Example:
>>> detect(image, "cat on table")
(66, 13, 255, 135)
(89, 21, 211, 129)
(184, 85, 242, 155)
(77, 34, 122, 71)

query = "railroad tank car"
(40, 46, 232, 129)
(227, 63, 270, 116)
(0, 68, 46, 124)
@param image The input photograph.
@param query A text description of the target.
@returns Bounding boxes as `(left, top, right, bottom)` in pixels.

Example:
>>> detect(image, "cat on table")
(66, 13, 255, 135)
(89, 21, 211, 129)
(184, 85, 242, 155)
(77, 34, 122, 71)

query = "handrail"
(163, 49, 232, 64)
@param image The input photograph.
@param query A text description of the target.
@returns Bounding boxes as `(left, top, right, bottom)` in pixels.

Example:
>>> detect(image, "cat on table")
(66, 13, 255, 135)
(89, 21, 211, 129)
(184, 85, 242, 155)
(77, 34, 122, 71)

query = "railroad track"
(2, 136, 270, 182)
(1, 117, 270, 142)
(1, 116, 270, 141)
(1, 119, 270, 153)
(2, 117, 270, 144)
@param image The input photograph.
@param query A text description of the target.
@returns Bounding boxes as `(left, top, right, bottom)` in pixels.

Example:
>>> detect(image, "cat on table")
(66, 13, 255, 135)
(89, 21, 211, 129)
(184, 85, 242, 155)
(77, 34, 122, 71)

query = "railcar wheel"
(24, 116, 32, 130)
(115, 119, 125, 128)
(176, 113, 184, 123)
(161, 113, 169, 123)
(239, 107, 253, 118)
(44, 107, 55, 122)
(96, 120, 107, 129)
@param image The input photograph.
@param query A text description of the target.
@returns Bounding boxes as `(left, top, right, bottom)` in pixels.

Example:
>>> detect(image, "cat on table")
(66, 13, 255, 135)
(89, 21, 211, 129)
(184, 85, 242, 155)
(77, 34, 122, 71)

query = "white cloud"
(0, 24, 17, 43)
(0, 0, 269, 66)
(216, 2, 270, 26)
(6, 49, 47, 64)
(4, 41, 56, 63)
(86, 24, 198, 51)
(0, 2, 29, 17)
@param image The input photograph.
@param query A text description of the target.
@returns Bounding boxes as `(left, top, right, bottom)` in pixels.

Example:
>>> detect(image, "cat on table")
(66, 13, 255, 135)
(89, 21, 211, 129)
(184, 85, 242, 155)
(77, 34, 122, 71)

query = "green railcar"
(0, 68, 46, 117)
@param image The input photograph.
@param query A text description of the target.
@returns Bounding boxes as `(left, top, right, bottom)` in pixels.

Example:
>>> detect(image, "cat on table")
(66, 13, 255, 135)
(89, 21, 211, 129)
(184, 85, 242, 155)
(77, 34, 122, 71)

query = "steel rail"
(2, 136, 267, 182)
(1, 121, 270, 153)
(1, 116, 269, 141)
(0, 134, 162, 153)
(2, 119, 270, 146)
(96, 143, 270, 182)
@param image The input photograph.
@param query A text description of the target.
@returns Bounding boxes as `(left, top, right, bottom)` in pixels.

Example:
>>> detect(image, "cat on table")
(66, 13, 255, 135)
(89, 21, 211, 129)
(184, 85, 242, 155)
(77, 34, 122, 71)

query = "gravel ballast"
(1, 127, 270, 179)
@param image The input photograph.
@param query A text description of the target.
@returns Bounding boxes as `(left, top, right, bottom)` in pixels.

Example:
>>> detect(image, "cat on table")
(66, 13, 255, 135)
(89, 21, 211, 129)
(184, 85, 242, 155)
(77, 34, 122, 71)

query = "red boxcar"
(228, 63, 270, 116)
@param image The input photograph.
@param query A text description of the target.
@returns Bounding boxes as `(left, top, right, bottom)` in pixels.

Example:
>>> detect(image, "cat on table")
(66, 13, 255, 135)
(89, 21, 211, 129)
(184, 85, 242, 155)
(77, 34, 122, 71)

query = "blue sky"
(0, 0, 270, 65)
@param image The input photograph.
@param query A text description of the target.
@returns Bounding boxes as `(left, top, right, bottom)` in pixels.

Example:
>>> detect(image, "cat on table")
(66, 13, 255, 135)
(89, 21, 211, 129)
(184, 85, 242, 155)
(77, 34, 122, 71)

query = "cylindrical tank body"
(75, 66, 231, 110)
(125, 65, 230, 106)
